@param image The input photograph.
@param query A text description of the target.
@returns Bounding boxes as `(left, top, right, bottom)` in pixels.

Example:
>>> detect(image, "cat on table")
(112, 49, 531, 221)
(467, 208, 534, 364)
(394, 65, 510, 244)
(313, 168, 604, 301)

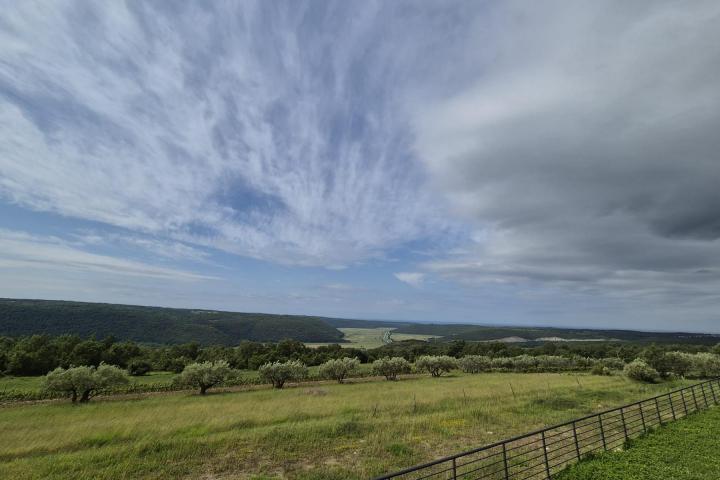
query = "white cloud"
(72, 231, 211, 262)
(394, 272, 425, 288)
(0, 229, 213, 281)
(0, 2, 455, 268)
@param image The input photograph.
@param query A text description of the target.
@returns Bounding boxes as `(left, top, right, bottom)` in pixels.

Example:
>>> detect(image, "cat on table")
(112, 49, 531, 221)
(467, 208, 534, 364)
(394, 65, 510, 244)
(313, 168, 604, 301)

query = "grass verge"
(557, 405, 720, 479)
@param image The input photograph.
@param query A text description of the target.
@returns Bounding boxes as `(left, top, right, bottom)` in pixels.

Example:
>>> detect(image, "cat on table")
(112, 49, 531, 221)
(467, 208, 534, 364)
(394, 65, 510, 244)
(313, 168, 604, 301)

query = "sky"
(1, 1, 720, 332)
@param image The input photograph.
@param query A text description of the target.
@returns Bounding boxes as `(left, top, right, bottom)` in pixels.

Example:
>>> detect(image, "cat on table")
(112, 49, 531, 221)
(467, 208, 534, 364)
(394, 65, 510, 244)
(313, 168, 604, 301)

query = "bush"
(318, 357, 360, 383)
(458, 355, 491, 373)
(127, 359, 152, 376)
(591, 363, 611, 376)
(258, 360, 308, 389)
(43, 363, 129, 403)
(624, 359, 658, 383)
(175, 360, 233, 394)
(640, 345, 671, 377)
(689, 353, 720, 378)
(164, 356, 189, 374)
(372, 357, 411, 380)
(415, 355, 457, 377)
(663, 352, 693, 377)
(597, 357, 626, 371)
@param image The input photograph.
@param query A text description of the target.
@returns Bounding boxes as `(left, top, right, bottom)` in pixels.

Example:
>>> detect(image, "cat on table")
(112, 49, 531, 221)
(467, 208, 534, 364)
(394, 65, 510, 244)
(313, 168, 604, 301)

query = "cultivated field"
(558, 404, 720, 479)
(0, 372, 689, 479)
(306, 327, 439, 349)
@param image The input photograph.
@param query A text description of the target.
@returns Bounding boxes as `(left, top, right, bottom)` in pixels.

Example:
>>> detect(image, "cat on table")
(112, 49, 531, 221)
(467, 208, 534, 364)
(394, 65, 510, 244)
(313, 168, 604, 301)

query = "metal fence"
(373, 378, 720, 480)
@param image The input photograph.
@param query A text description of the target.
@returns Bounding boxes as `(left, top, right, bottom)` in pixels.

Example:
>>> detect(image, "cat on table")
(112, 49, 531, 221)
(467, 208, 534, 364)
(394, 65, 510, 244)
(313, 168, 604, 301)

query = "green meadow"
(0, 372, 689, 480)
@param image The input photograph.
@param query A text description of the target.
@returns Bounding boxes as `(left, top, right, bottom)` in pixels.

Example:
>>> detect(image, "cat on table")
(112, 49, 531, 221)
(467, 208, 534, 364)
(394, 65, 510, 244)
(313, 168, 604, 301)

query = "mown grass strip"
(557, 405, 720, 480)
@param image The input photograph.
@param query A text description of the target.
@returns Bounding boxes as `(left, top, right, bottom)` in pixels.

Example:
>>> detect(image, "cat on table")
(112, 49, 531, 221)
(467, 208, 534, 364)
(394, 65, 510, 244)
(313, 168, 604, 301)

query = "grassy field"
(0, 371, 178, 392)
(558, 405, 720, 479)
(0, 372, 690, 480)
(307, 327, 439, 349)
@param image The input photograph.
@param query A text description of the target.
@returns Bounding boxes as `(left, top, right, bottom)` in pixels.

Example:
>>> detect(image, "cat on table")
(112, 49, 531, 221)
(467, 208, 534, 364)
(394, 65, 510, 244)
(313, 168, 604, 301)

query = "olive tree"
(372, 357, 411, 381)
(624, 359, 658, 383)
(690, 353, 720, 378)
(318, 357, 360, 383)
(415, 355, 457, 377)
(663, 352, 693, 377)
(458, 355, 491, 373)
(175, 360, 233, 394)
(258, 360, 308, 389)
(44, 363, 129, 403)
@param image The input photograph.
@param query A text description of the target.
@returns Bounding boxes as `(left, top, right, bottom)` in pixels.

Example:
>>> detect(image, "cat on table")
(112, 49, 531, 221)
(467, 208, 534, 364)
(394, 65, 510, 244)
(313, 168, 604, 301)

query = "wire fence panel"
(373, 378, 720, 480)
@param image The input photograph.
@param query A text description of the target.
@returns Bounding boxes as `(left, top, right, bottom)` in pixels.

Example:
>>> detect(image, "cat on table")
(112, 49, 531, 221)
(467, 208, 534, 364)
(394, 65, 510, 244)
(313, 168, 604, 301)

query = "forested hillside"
(0, 299, 345, 345)
(2, 298, 717, 346)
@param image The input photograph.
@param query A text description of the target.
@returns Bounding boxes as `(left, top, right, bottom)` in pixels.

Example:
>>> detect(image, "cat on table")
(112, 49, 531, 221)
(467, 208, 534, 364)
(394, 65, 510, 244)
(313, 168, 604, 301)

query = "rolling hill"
(0, 299, 345, 345)
(1, 298, 717, 346)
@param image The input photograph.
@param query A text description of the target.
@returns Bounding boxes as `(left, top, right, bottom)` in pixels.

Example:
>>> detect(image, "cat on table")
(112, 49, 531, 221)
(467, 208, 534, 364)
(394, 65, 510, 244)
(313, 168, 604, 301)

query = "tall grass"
(0, 372, 689, 479)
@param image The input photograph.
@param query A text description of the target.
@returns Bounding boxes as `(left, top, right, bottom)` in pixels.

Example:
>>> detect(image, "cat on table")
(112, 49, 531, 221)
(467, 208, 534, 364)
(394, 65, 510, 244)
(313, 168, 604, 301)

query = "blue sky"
(2, 1, 720, 332)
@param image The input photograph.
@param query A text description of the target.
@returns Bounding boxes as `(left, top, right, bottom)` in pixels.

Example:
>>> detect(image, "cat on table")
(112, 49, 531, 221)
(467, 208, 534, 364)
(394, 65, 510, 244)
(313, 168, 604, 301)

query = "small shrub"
(591, 363, 611, 376)
(415, 355, 457, 377)
(372, 357, 411, 380)
(43, 363, 129, 403)
(624, 359, 658, 383)
(597, 357, 626, 371)
(458, 355, 491, 373)
(127, 359, 152, 376)
(258, 360, 308, 389)
(175, 360, 233, 394)
(318, 357, 360, 383)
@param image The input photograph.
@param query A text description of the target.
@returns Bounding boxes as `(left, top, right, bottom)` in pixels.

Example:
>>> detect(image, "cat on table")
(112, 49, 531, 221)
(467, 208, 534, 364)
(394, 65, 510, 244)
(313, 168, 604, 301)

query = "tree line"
(40, 349, 720, 403)
(2, 333, 719, 378)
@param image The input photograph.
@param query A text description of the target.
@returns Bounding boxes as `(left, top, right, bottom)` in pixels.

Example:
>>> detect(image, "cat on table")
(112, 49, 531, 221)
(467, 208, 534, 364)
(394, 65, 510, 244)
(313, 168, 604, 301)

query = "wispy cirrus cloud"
(0, 229, 213, 280)
(0, 1, 460, 268)
(72, 231, 211, 262)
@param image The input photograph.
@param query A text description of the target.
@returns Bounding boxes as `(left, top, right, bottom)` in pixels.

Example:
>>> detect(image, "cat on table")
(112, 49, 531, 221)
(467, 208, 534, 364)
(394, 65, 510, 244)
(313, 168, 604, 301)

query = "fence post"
(681, 389, 689, 416)
(669, 393, 676, 420)
(452, 457, 457, 480)
(701, 383, 709, 408)
(639, 403, 646, 432)
(502, 443, 510, 480)
(541, 431, 551, 480)
(572, 421, 581, 461)
(599, 414, 607, 451)
(691, 386, 700, 412)
(654, 397, 663, 425)
(710, 381, 719, 405)
(620, 407, 629, 441)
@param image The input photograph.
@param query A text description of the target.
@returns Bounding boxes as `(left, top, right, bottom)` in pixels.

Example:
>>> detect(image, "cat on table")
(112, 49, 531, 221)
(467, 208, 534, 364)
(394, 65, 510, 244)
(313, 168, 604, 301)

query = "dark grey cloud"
(416, 0, 720, 307)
